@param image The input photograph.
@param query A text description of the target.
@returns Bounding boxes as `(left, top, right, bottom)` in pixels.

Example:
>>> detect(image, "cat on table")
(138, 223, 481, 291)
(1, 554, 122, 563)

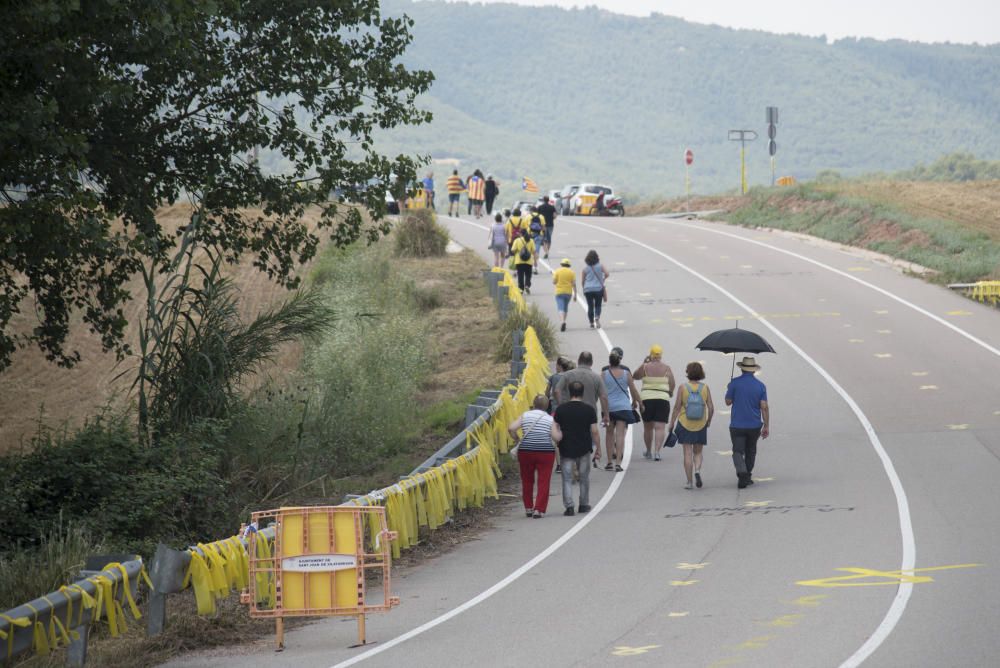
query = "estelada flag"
(521, 177, 539, 193)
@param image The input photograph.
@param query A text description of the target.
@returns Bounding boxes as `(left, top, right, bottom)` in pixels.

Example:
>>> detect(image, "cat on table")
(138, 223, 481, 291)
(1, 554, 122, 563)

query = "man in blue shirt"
(422, 172, 435, 210)
(725, 356, 770, 489)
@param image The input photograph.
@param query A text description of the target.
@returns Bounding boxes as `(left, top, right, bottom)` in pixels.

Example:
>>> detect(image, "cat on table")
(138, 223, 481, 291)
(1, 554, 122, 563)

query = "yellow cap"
(649, 344, 663, 356)
(560, 258, 571, 266)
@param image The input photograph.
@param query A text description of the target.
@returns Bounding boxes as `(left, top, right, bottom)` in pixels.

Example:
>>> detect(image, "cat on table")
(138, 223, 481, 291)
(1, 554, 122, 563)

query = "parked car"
(557, 185, 577, 215)
(509, 199, 535, 215)
(571, 183, 615, 215)
(538, 189, 560, 207)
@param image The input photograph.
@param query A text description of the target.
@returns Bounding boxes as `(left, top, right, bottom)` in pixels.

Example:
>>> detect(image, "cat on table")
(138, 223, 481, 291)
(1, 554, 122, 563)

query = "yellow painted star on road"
(946, 424, 969, 430)
(919, 385, 938, 390)
(676, 562, 709, 570)
(670, 580, 699, 586)
(744, 501, 772, 508)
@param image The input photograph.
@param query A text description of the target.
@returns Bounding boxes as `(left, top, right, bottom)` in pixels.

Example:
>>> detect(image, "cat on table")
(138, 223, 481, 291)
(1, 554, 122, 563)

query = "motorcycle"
(590, 194, 625, 217)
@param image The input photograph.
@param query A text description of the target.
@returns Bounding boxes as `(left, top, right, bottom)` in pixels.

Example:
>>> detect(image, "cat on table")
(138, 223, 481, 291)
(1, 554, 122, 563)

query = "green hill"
(374, 0, 1000, 199)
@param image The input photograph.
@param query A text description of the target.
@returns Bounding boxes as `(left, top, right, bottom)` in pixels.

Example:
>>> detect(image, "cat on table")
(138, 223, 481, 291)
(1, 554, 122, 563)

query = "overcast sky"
(444, 0, 1000, 45)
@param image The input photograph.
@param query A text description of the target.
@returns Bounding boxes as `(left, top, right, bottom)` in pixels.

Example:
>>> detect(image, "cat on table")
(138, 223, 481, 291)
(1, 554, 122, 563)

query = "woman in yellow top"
(506, 207, 527, 250)
(667, 361, 715, 490)
(633, 344, 676, 461)
(510, 229, 536, 295)
(551, 258, 577, 331)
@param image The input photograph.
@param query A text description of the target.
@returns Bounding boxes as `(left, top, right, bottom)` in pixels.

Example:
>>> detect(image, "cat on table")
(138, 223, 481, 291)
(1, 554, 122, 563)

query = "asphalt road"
(165, 213, 1000, 668)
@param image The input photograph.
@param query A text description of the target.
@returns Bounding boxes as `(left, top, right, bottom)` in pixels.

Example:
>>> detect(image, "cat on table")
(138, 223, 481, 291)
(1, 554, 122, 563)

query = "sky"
(447, 0, 1000, 45)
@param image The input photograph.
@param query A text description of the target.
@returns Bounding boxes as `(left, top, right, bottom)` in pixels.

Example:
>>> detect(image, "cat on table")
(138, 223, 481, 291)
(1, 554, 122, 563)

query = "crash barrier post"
(147, 325, 548, 644)
(0, 557, 146, 667)
(948, 280, 1000, 307)
(242, 506, 398, 649)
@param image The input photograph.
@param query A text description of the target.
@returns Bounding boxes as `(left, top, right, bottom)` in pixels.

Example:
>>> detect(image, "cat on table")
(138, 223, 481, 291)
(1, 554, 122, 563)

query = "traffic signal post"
(766, 106, 779, 186)
(727, 130, 757, 194)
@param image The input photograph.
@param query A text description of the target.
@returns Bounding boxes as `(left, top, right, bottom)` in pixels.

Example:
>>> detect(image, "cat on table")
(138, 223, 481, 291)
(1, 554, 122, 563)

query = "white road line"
(332, 218, 634, 668)
(569, 219, 915, 668)
(665, 220, 1000, 360)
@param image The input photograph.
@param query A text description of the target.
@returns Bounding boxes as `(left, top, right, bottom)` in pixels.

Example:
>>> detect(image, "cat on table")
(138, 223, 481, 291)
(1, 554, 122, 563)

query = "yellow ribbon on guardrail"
(970, 281, 1000, 305)
(0, 613, 30, 660)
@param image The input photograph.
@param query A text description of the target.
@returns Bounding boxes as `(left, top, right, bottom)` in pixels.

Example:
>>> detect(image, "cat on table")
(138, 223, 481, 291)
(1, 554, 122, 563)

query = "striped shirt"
(446, 174, 464, 194)
(517, 409, 555, 452)
(468, 176, 486, 200)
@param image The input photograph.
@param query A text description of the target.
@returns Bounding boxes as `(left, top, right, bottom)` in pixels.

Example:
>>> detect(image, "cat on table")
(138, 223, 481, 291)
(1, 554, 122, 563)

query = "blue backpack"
(529, 214, 543, 233)
(685, 383, 705, 420)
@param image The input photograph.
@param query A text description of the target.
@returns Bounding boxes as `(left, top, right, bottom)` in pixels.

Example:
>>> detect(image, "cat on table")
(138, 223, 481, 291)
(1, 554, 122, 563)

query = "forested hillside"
(372, 0, 1000, 198)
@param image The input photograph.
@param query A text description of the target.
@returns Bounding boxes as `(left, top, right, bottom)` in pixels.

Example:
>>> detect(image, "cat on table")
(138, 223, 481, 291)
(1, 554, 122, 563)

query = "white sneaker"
(684, 482, 694, 490)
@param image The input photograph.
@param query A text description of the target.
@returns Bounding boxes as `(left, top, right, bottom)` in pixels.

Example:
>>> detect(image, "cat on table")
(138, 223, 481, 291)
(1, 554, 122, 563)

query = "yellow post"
(740, 145, 747, 194)
(357, 613, 366, 646)
(276, 618, 285, 651)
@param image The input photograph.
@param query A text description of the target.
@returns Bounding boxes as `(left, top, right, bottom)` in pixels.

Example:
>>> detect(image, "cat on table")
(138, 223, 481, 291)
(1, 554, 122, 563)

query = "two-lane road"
(166, 213, 1000, 668)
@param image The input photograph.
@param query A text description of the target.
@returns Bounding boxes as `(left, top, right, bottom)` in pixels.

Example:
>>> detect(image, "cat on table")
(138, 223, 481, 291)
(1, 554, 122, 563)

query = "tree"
(0, 0, 433, 371)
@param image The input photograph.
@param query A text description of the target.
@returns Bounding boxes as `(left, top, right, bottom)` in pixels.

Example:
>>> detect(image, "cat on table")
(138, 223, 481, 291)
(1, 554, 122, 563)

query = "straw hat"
(736, 356, 762, 372)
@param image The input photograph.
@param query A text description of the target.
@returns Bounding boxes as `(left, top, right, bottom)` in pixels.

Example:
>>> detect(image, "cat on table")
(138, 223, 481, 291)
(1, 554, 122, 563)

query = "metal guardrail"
(0, 556, 143, 667)
(948, 280, 1000, 307)
(2, 267, 532, 664)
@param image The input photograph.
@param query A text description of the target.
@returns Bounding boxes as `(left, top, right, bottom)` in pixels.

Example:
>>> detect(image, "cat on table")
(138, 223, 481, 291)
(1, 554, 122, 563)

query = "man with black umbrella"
(725, 356, 770, 489)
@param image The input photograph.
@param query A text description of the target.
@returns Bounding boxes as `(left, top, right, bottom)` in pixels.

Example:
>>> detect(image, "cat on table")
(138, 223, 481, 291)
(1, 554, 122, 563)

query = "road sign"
(769, 140, 777, 156)
(728, 130, 758, 194)
(768, 124, 776, 139)
(766, 106, 779, 124)
(685, 149, 694, 165)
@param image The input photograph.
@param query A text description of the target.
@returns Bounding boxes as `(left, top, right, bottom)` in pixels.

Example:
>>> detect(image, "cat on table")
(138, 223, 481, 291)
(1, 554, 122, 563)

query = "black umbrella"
(695, 325, 776, 378)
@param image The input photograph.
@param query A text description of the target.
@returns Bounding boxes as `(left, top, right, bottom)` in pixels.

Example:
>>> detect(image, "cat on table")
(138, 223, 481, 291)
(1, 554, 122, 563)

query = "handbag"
(607, 369, 639, 424)
(511, 413, 545, 459)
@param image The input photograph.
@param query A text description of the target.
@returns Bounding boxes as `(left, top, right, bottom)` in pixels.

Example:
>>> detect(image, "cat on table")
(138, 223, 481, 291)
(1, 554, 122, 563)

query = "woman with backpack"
(527, 206, 545, 275)
(488, 213, 508, 267)
(667, 362, 715, 490)
(633, 344, 676, 461)
(510, 229, 536, 294)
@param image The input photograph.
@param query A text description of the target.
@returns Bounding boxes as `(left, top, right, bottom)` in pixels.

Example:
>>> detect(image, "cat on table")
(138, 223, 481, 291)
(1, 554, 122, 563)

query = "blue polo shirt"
(725, 372, 767, 429)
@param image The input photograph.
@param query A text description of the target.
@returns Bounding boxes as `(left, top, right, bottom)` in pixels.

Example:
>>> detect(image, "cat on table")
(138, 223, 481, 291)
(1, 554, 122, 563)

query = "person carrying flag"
(446, 169, 465, 217)
(468, 169, 486, 218)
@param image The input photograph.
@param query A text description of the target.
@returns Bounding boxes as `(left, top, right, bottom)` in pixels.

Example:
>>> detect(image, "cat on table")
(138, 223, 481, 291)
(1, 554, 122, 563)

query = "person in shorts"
(668, 361, 715, 489)
(551, 258, 576, 331)
(600, 348, 639, 472)
(633, 344, 676, 461)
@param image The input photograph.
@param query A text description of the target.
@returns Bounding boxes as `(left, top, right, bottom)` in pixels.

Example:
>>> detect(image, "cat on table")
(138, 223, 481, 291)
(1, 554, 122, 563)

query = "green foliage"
(223, 242, 434, 497)
(423, 389, 482, 436)
(0, 1, 433, 371)
(373, 0, 1000, 199)
(0, 521, 102, 611)
(0, 414, 234, 556)
(495, 303, 558, 363)
(394, 208, 450, 257)
(725, 186, 1000, 283)
(892, 152, 1000, 181)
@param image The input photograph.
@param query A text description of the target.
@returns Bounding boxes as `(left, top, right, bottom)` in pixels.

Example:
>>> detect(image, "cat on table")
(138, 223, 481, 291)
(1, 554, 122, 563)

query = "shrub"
(0, 521, 103, 611)
(0, 413, 235, 556)
(494, 303, 557, 363)
(394, 208, 449, 257)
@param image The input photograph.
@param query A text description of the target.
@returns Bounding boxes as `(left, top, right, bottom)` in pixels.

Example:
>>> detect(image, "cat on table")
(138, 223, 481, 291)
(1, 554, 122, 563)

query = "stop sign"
(685, 149, 694, 165)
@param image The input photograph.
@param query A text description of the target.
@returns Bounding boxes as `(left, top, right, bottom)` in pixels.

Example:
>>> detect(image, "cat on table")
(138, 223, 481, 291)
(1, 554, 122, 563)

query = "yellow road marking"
(946, 310, 972, 316)
(874, 353, 892, 358)
(611, 320, 625, 324)
(765, 614, 804, 628)
(716, 450, 733, 456)
(736, 636, 775, 649)
(612, 645, 661, 656)
(670, 308, 684, 313)
(615, 261, 626, 266)
(668, 611, 690, 618)
(790, 594, 828, 607)
(670, 580, 699, 586)
(650, 318, 663, 323)
(877, 329, 892, 334)
(947, 424, 970, 430)
(912, 371, 929, 376)
(994, 411, 1000, 416)
(676, 562, 709, 570)
(754, 477, 775, 482)
(875, 309, 889, 314)
(797, 563, 981, 588)
(744, 501, 772, 508)
(919, 385, 939, 390)
(849, 338, 864, 343)
(700, 316, 716, 320)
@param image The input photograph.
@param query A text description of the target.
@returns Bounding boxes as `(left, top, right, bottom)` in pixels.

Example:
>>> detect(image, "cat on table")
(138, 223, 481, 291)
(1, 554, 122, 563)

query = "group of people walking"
(441, 169, 500, 218)
(509, 346, 770, 517)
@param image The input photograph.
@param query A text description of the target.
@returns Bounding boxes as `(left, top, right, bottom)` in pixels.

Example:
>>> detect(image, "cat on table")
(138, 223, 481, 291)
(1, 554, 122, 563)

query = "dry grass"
(819, 180, 1000, 241)
(0, 204, 343, 454)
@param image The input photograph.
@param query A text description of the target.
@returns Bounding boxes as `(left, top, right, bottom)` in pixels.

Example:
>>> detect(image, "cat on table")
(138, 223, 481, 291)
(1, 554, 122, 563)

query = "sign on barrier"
(242, 505, 399, 649)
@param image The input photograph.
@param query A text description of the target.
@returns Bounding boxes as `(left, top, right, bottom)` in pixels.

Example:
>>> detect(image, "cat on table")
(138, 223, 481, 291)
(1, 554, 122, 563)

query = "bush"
(0, 413, 235, 556)
(0, 521, 103, 610)
(394, 208, 450, 257)
(494, 303, 557, 363)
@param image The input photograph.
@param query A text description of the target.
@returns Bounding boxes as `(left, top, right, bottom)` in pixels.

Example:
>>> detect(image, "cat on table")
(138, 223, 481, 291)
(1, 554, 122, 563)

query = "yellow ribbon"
(0, 613, 31, 660)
